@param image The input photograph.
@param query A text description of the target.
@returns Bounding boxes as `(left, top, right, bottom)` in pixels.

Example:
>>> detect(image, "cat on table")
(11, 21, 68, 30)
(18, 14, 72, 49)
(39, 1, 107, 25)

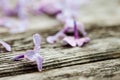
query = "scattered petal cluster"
(0, 0, 90, 71)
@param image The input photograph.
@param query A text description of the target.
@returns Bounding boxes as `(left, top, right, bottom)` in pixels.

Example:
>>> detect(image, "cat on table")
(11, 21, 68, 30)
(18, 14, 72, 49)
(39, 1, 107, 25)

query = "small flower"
(63, 20, 90, 47)
(0, 40, 11, 51)
(47, 19, 88, 46)
(13, 33, 43, 71)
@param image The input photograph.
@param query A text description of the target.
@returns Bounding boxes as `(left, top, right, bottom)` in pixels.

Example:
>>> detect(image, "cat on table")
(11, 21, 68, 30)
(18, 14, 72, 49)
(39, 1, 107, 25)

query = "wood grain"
(0, 25, 119, 78)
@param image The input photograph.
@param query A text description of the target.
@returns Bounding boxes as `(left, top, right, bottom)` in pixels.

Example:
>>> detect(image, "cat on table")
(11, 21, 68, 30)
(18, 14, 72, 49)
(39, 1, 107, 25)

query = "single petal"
(35, 55, 43, 71)
(77, 22, 87, 37)
(63, 36, 76, 47)
(0, 40, 11, 51)
(46, 36, 56, 44)
(37, 0, 61, 15)
(24, 50, 36, 61)
(76, 37, 90, 47)
(33, 33, 41, 47)
(13, 54, 24, 61)
(76, 39, 84, 47)
(47, 30, 66, 44)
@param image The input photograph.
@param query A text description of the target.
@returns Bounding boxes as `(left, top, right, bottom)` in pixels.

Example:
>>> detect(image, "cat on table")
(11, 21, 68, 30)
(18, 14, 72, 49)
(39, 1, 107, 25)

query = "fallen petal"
(24, 50, 36, 61)
(36, 56, 44, 71)
(76, 37, 90, 47)
(0, 40, 11, 51)
(46, 36, 57, 44)
(63, 37, 76, 47)
(13, 54, 24, 61)
(33, 33, 41, 47)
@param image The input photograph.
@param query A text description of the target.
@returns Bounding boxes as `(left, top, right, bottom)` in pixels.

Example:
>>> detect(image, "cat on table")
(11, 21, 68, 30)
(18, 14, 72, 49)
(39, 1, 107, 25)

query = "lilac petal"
(56, 10, 74, 23)
(0, 40, 11, 51)
(33, 33, 41, 53)
(76, 37, 90, 47)
(0, 0, 11, 16)
(47, 32, 66, 44)
(24, 50, 43, 71)
(33, 33, 41, 47)
(36, 56, 43, 71)
(24, 50, 36, 61)
(76, 39, 84, 47)
(16, 0, 28, 19)
(77, 22, 87, 37)
(37, 0, 61, 15)
(46, 36, 56, 44)
(13, 54, 24, 61)
(47, 25, 70, 44)
(63, 37, 76, 47)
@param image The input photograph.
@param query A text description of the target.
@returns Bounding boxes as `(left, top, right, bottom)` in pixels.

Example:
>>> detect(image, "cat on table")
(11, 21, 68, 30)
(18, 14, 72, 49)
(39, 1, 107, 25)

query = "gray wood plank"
(0, 25, 120, 77)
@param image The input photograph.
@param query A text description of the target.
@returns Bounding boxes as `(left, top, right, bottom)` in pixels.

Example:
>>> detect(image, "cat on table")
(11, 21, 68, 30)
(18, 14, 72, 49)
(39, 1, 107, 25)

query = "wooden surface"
(0, 0, 120, 80)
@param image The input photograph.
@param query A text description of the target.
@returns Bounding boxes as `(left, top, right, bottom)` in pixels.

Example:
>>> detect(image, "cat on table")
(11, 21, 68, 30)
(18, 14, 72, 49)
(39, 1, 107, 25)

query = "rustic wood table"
(0, 0, 120, 80)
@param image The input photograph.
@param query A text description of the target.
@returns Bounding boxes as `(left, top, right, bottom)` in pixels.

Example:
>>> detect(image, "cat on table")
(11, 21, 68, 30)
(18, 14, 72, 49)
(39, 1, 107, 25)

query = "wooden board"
(0, 0, 120, 80)
(0, 25, 119, 78)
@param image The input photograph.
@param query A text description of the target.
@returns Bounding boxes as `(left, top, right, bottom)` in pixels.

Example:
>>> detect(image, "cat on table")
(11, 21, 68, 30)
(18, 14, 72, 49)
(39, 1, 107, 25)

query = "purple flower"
(13, 33, 43, 71)
(47, 19, 90, 47)
(0, 40, 11, 51)
(63, 21, 90, 47)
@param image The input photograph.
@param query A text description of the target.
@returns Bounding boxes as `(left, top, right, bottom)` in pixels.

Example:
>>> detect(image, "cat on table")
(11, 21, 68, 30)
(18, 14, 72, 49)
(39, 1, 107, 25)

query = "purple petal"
(47, 32, 66, 44)
(0, 0, 18, 16)
(47, 26, 70, 44)
(0, 40, 11, 51)
(36, 0, 62, 15)
(77, 22, 87, 37)
(63, 37, 76, 47)
(36, 56, 43, 71)
(76, 37, 90, 47)
(56, 10, 73, 23)
(16, 0, 28, 19)
(24, 50, 43, 71)
(13, 54, 24, 61)
(24, 50, 36, 61)
(33, 33, 41, 47)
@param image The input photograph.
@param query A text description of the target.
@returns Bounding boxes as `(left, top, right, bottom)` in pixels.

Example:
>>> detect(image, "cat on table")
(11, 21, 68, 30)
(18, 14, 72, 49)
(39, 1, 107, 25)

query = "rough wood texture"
(0, 25, 120, 78)
(0, 0, 120, 80)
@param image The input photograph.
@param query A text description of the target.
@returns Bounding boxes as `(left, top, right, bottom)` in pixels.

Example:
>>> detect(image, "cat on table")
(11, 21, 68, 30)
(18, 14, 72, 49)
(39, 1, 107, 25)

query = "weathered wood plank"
(0, 25, 119, 77)
(0, 0, 120, 79)
(1, 58, 120, 80)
